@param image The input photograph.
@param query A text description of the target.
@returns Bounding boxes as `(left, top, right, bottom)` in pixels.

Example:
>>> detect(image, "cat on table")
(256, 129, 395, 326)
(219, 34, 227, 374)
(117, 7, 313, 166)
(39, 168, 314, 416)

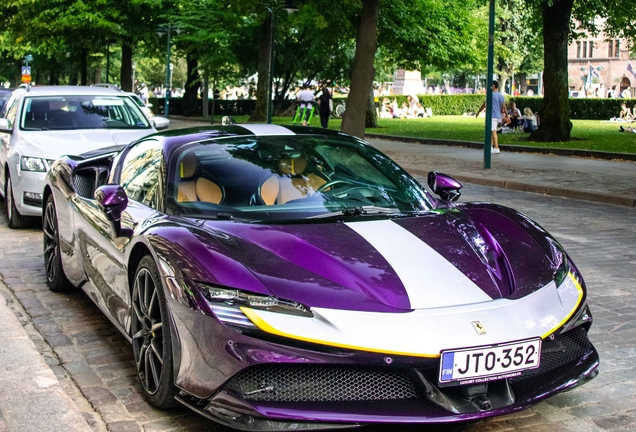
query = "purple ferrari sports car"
(43, 124, 598, 430)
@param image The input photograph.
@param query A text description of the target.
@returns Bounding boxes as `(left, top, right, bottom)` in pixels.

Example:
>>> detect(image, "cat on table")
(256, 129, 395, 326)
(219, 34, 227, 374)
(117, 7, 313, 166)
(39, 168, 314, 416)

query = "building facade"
(567, 21, 634, 97)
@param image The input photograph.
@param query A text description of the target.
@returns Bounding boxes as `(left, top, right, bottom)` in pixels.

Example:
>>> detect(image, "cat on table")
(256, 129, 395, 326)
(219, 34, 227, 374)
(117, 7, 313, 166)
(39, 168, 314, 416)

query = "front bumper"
(167, 296, 599, 431)
(11, 169, 46, 216)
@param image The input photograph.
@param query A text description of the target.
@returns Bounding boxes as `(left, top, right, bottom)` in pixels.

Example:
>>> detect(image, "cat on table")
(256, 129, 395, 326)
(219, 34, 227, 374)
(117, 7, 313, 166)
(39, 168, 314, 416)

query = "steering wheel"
(317, 179, 357, 193)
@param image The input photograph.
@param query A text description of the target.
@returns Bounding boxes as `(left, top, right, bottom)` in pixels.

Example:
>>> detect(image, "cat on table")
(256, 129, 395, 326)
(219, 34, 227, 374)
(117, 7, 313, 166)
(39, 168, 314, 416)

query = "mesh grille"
(510, 326, 592, 383)
(72, 171, 96, 198)
(223, 365, 420, 402)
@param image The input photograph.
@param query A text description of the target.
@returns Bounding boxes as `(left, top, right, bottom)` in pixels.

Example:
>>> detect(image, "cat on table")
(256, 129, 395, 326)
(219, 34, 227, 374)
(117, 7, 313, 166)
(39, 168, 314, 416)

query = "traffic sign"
(21, 66, 31, 76)
(21, 75, 32, 84)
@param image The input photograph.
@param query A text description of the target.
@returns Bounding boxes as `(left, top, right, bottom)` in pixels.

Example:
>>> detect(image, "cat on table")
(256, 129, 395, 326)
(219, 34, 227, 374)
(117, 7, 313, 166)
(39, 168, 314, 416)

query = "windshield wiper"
(308, 206, 401, 219)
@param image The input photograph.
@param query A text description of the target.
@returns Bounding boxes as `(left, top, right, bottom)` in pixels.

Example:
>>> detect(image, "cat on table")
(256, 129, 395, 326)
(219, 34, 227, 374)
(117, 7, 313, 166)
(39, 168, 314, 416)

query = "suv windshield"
(20, 95, 151, 130)
(166, 135, 433, 221)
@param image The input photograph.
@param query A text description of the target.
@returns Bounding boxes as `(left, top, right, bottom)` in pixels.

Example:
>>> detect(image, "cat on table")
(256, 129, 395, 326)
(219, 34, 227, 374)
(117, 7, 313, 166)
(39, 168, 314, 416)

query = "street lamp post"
(265, 0, 299, 124)
(156, 26, 172, 116)
(156, 25, 181, 116)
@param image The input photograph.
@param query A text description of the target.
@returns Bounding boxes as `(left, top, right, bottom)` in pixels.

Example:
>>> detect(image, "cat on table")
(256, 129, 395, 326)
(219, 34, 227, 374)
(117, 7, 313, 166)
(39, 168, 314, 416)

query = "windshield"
(166, 135, 433, 221)
(20, 95, 151, 130)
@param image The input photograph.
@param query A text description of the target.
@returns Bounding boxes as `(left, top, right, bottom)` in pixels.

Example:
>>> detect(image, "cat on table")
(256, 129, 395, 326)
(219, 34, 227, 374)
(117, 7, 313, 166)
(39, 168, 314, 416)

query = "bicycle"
(331, 101, 346, 118)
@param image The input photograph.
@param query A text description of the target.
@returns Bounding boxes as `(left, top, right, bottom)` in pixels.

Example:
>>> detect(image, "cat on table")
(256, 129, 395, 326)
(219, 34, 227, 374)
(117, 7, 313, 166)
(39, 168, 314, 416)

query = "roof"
(14, 85, 125, 97)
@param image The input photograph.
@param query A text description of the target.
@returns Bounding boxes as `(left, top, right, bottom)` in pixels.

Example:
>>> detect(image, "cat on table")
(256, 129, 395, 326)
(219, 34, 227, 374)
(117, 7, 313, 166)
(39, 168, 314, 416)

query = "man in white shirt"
(296, 85, 315, 126)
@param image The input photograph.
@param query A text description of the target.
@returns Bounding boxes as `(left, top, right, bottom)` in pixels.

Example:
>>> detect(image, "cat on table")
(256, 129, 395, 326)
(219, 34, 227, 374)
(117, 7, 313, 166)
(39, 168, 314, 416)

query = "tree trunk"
(120, 43, 134, 92)
(341, 0, 380, 138)
(80, 49, 88, 86)
(518, 72, 527, 95)
(529, 0, 573, 142)
(249, 17, 272, 123)
(182, 54, 200, 117)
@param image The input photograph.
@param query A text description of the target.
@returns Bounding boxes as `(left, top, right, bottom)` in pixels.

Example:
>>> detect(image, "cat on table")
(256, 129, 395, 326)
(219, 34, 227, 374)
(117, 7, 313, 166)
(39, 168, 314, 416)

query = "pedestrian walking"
(317, 85, 333, 128)
(475, 80, 508, 154)
(296, 85, 315, 126)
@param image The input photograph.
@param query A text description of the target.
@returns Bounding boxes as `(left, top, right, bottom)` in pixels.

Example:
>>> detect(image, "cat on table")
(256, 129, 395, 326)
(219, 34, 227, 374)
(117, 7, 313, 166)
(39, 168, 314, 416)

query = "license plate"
(439, 338, 541, 387)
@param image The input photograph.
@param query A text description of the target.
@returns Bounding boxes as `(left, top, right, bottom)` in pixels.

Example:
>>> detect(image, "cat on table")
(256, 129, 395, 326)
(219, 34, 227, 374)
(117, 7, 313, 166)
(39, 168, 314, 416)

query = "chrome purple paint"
(45, 126, 600, 429)
(95, 185, 128, 207)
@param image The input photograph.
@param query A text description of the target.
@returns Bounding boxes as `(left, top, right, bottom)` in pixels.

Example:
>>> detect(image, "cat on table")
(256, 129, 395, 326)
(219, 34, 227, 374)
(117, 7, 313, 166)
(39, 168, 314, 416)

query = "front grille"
(223, 365, 420, 402)
(510, 326, 592, 383)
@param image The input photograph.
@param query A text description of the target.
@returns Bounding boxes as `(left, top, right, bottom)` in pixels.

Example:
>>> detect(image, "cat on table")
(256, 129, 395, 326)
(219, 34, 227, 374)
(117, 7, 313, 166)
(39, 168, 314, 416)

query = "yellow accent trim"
(180, 162, 184, 178)
(242, 273, 584, 356)
(240, 307, 440, 358)
(540, 272, 584, 339)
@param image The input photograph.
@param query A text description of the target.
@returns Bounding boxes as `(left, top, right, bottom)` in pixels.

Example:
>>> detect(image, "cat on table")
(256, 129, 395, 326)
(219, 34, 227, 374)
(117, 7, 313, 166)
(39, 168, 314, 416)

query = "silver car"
(0, 86, 156, 228)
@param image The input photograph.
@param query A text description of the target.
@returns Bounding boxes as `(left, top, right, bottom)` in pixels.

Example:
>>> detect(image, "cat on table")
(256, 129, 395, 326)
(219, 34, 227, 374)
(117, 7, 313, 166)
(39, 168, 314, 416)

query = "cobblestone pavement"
(0, 180, 635, 431)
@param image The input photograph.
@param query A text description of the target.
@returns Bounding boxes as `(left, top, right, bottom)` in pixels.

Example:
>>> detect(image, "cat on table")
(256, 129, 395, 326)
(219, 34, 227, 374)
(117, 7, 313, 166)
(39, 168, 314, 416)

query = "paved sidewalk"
(368, 137, 636, 208)
(0, 282, 94, 432)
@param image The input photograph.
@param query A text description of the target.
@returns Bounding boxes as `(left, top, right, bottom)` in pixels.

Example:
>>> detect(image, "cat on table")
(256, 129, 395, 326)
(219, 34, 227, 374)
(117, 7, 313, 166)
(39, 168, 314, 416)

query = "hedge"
(151, 95, 633, 120)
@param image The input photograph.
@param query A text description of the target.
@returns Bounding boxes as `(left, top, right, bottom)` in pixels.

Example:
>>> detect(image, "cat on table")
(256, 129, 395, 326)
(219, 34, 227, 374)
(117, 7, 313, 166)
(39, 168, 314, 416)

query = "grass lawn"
(226, 115, 636, 154)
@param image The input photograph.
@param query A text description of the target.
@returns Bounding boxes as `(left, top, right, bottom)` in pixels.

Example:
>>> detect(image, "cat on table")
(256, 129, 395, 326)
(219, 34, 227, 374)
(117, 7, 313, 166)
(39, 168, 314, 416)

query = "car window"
(0, 91, 13, 113)
(166, 135, 433, 221)
(20, 95, 151, 131)
(1, 93, 20, 128)
(120, 140, 163, 209)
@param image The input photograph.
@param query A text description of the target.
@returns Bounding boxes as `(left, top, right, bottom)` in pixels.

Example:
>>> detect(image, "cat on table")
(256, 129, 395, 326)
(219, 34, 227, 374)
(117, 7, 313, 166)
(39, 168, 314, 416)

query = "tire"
(5, 174, 29, 229)
(334, 104, 346, 118)
(131, 255, 179, 408)
(43, 195, 73, 292)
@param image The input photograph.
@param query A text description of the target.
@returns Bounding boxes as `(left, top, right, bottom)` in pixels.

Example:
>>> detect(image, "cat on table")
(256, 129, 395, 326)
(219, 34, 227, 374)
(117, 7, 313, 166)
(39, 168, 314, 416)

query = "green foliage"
(567, 98, 634, 121)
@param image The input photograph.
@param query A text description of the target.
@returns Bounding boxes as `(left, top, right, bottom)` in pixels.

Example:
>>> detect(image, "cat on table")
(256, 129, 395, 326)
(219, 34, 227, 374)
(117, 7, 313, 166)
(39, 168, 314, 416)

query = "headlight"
(20, 156, 48, 172)
(199, 284, 313, 328)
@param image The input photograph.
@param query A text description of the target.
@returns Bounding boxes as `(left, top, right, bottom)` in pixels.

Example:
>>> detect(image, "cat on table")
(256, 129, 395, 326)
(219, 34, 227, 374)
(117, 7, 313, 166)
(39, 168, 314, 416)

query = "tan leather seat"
(177, 153, 223, 204)
(260, 153, 325, 205)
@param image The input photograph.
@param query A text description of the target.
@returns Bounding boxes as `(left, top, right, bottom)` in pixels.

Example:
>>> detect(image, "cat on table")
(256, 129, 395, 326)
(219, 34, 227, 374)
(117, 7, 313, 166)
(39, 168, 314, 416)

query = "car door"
(73, 139, 163, 334)
(0, 92, 21, 195)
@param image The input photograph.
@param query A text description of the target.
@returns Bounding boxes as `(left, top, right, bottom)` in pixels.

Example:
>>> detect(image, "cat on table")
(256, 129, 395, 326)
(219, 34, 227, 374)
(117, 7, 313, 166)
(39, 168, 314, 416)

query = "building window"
(582, 41, 587, 58)
(589, 41, 593, 58)
(577, 42, 582, 58)
(609, 41, 613, 57)
(614, 40, 620, 57)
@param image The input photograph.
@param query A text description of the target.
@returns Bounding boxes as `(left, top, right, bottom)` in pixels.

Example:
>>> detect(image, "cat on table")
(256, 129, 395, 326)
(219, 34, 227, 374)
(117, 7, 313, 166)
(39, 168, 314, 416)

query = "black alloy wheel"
(43, 195, 72, 292)
(131, 255, 179, 408)
(5, 174, 28, 228)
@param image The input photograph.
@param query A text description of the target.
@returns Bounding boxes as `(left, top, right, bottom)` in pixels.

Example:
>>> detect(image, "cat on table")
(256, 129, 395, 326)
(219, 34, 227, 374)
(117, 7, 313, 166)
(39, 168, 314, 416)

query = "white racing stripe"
(238, 124, 295, 136)
(345, 220, 492, 309)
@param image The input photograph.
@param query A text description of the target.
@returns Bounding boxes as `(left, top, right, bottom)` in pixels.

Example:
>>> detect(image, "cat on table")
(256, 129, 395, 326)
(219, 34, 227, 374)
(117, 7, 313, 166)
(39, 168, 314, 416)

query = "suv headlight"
(20, 156, 49, 172)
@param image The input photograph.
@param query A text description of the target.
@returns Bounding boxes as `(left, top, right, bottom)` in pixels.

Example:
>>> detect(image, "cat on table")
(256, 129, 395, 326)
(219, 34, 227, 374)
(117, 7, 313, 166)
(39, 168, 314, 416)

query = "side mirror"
(95, 185, 130, 237)
(0, 118, 12, 132)
(95, 185, 128, 221)
(427, 171, 462, 202)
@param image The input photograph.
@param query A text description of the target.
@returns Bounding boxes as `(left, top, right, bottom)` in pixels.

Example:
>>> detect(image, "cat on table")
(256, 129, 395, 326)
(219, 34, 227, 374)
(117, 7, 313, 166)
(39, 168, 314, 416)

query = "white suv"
(0, 86, 156, 228)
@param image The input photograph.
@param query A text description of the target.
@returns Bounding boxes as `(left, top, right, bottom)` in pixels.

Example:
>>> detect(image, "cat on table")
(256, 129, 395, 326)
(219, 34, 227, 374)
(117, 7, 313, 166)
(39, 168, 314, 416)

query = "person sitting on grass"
(619, 104, 633, 121)
(520, 107, 538, 133)
(619, 126, 636, 133)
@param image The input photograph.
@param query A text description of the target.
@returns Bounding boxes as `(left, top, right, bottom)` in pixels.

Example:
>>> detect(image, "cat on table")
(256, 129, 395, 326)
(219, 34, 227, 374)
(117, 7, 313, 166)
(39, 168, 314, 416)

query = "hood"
(202, 205, 558, 313)
(17, 129, 153, 160)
